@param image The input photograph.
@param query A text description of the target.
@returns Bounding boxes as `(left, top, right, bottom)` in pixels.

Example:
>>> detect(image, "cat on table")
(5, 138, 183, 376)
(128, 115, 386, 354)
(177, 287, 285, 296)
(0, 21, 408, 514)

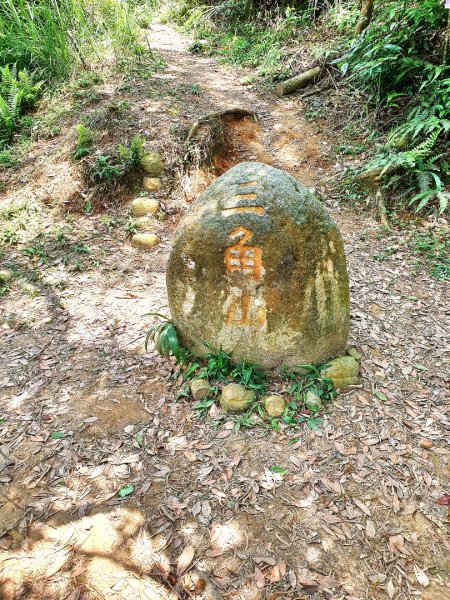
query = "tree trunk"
(355, 0, 374, 35)
(444, 8, 450, 64)
(275, 66, 323, 97)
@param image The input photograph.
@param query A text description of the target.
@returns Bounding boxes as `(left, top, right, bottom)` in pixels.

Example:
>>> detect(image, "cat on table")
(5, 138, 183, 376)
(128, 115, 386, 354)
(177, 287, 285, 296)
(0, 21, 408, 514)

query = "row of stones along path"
(0, 23, 448, 600)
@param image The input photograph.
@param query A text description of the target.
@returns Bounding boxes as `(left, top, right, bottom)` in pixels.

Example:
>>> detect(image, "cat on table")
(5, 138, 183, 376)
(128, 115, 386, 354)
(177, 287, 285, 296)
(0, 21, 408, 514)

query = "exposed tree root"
(185, 108, 257, 144)
(376, 189, 391, 230)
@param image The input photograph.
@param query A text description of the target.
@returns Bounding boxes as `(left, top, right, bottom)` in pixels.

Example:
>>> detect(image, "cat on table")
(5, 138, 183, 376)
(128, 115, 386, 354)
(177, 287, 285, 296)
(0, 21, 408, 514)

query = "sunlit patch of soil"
(213, 116, 273, 176)
(0, 507, 173, 600)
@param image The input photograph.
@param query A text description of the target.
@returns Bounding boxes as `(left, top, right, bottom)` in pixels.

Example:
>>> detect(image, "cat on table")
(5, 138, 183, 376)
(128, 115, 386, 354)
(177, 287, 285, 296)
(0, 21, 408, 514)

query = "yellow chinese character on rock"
(224, 226, 262, 281)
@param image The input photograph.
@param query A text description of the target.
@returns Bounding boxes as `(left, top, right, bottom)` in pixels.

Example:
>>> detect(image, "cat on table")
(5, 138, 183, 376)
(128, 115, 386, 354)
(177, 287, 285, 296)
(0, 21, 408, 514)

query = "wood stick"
(275, 66, 323, 97)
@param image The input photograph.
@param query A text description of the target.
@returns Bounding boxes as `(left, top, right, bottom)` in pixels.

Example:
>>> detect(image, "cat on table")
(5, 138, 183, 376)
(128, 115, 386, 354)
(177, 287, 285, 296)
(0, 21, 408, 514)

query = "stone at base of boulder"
(131, 233, 160, 249)
(263, 395, 285, 417)
(305, 390, 323, 411)
(131, 197, 159, 216)
(143, 177, 162, 192)
(190, 379, 210, 401)
(321, 356, 359, 389)
(347, 347, 361, 361)
(219, 383, 255, 413)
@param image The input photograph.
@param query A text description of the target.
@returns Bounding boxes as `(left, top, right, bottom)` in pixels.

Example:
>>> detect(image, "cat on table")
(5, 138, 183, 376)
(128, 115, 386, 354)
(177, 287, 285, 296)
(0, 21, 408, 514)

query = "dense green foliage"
(162, 0, 450, 214)
(343, 0, 450, 213)
(0, 65, 42, 148)
(0, 0, 151, 148)
(0, 0, 145, 81)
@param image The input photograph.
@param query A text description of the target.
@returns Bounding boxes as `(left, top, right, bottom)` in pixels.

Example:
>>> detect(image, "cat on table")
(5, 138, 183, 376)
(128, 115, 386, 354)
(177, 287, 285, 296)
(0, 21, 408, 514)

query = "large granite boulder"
(167, 162, 349, 368)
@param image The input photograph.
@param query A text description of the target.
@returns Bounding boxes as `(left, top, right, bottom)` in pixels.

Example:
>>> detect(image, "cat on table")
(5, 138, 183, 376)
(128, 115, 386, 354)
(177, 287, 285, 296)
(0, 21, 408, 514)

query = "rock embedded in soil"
(132, 197, 159, 217)
(131, 233, 160, 249)
(0, 270, 12, 283)
(305, 390, 323, 411)
(219, 383, 255, 413)
(167, 162, 349, 368)
(190, 379, 210, 401)
(347, 347, 361, 361)
(143, 177, 162, 192)
(140, 152, 164, 177)
(321, 356, 359, 389)
(263, 395, 285, 417)
(135, 216, 153, 230)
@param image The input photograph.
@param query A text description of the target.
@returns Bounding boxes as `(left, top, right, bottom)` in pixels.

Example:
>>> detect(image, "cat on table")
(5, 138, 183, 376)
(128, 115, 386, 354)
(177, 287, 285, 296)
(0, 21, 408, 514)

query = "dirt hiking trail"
(0, 23, 449, 600)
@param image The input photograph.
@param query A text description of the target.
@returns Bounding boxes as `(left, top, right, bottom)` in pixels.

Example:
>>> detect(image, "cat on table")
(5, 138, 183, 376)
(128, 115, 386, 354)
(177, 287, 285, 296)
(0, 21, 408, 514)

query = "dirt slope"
(0, 23, 449, 600)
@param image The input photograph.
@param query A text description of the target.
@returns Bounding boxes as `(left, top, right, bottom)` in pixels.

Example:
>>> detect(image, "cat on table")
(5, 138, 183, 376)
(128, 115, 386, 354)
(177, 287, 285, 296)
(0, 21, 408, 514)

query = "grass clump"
(0, 0, 145, 83)
(74, 123, 95, 159)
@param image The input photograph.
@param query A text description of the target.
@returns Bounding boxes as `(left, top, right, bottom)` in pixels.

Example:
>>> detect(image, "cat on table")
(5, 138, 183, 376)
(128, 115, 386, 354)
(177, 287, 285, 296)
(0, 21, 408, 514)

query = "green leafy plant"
(187, 353, 337, 433)
(193, 395, 217, 417)
(125, 216, 138, 238)
(72, 243, 90, 254)
(2, 225, 19, 245)
(88, 136, 145, 189)
(342, 0, 450, 214)
(202, 346, 233, 381)
(0, 283, 11, 297)
(410, 229, 450, 280)
(144, 311, 184, 363)
(118, 135, 145, 170)
(89, 154, 123, 184)
(23, 242, 49, 264)
(74, 123, 94, 160)
(0, 65, 42, 148)
(231, 358, 266, 392)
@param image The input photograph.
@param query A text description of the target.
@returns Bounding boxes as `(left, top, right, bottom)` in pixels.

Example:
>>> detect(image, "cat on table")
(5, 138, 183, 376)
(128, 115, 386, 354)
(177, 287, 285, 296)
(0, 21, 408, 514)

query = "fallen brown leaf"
(177, 545, 195, 576)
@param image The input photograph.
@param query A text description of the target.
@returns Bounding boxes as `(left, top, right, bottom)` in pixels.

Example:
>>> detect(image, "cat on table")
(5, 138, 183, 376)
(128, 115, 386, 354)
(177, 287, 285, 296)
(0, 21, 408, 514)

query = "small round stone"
(347, 347, 361, 361)
(190, 379, 210, 401)
(263, 394, 285, 418)
(143, 177, 162, 192)
(321, 356, 359, 389)
(131, 233, 160, 249)
(135, 216, 153, 230)
(140, 152, 164, 177)
(0, 270, 12, 283)
(131, 197, 159, 217)
(219, 383, 255, 413)
(304, 390, 323, 411)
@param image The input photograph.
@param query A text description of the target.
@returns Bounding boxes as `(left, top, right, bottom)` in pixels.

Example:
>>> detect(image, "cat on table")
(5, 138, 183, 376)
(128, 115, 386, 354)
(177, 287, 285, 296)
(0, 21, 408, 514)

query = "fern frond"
(417, 169, 432, 193)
